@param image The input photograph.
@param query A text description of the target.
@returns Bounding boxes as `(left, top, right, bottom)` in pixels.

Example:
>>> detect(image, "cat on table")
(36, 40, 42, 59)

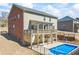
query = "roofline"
(13, 4, 58, 19)
(58, 16, 75, 21)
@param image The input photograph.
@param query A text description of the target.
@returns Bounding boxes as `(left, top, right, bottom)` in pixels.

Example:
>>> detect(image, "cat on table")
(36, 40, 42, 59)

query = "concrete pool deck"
(32, 41, 64, 55)
(31, 41, 79, 55)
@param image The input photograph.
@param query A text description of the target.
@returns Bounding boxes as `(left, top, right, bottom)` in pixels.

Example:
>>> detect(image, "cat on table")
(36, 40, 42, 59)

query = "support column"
(31, 30, 33, 49)
(48, 24, 50, 44)
(37, 24, 39, 47)
(42, 24, 45, 45)
(73, 20, 74, 32)
(51, 24, 53, 43)
(42, 34, 45, 45)
(56, 30, 57, 42)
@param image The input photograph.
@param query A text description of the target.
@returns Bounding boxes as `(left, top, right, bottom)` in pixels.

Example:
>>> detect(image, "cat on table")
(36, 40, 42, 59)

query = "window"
(31, 25, 34, 30)
(44, 24, 48, 29)
(12, 24, 15, 31)
(31, 25, 37, 30)
(39, 24, 43, 29)
(44, 17, 46, 21)
(49, 18, 51, 22)
(13, 24, 15, 29)
(17, 14, 20, 19)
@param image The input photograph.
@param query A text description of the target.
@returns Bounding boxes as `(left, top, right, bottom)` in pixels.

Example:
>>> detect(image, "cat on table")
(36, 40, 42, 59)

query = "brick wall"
(8, 5, 24, 41)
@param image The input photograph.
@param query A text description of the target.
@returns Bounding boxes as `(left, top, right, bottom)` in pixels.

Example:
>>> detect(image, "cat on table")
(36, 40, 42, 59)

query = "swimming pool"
(49, 44, 78, 55)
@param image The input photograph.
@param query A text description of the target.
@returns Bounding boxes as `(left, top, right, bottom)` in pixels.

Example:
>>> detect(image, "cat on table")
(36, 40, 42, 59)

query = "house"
(58, 16, 79, 33)
(8, 4, 58, 46)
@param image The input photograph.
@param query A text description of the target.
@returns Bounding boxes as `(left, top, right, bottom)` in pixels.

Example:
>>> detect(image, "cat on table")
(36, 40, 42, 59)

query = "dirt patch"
(0, 35, 40, 55)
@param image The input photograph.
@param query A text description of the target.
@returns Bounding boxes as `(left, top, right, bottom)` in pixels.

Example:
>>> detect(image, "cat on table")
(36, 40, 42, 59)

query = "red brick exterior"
(8, 5, 24, 42)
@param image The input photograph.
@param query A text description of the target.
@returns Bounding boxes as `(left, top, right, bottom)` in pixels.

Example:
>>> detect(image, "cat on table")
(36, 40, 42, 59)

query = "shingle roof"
(59, 16, 75, 21)
(13, 4, 57, 19)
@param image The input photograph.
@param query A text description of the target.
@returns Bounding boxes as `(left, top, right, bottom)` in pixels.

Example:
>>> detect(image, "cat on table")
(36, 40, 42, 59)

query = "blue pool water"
(49, 44, 78, 55)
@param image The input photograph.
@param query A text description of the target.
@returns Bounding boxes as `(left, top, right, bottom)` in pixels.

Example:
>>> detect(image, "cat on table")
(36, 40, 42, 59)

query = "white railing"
(32, 44, 51, 55)
(24, 29, 57, 34)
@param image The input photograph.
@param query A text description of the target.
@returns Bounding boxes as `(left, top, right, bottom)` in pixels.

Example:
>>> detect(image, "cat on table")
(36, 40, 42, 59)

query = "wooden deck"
(24, 29, 57, 45)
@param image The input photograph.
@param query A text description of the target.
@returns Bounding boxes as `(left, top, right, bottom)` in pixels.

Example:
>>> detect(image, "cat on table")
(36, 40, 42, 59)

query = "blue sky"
(0, 3, 79, 19)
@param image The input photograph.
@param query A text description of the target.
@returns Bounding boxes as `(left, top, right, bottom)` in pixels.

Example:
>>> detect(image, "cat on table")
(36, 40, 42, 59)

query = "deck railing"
(32, 44, 51, 55)
(24, 29, 57, 34)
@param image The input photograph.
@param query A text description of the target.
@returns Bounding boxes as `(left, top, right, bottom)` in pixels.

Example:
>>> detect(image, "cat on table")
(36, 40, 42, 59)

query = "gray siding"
(58, 20, 73, 32)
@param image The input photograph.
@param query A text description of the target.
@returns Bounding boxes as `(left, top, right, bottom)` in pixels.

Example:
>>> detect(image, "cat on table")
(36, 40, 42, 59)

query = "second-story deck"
(24, 29, 57, 46)
(24, 29, 57, 35)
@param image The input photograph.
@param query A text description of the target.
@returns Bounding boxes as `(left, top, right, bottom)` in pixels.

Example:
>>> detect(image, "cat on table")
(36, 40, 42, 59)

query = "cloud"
(47, 5, 61, 16)
(0, 3, 33, 13)
(72, 4, 79, 13)
(68, 10, 75, 15)
(0, 3, 11, 12)
(0, 3, 10, 7)
(57, 3, 69, 8)
(0, 9, 10, 12)
(58, 4, 79, 18)
(66, 10, 75, 17)
(64, 4, 79, 18)
(17, 3, 33, 8)
(33, 3, 79, 18)
(46, 5, 61, 17)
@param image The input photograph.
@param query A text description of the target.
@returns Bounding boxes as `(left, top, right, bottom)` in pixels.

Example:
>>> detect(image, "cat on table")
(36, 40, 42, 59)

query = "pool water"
(49, 44, 78, 55)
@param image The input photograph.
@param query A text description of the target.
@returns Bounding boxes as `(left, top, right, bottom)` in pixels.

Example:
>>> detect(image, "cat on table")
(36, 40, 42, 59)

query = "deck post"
(73, 20, 74, 32)
(56, 30, 57, 42)
(37, 24, 39, 47)
(51, 24, 53, 43)
(50, 29, 52, 43)
(42, 24, 45, 45)
(42, 34, 45, 45)
(31, 30, 33, 49)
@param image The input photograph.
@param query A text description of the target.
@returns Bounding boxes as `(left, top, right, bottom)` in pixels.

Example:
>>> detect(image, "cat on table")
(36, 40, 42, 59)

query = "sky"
(0, 3, 79, 19)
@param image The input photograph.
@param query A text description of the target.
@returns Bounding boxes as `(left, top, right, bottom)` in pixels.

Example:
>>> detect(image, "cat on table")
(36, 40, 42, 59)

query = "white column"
(73, 20, 74, 32)
(37, 24, 39, 46)
(37, 24, 39, 32)
(48, 24, 50, 30)
(51, 24, 53, 42)
(42, 24, 45, 45)
(42, 34, 44, 45)
(31, 30, 33, 49)
(56, 30, 57, 41)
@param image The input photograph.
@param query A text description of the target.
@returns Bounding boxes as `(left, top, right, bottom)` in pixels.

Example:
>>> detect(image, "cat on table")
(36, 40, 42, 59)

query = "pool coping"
(66, 43, 79, 55)
(48, 43, 79, 55)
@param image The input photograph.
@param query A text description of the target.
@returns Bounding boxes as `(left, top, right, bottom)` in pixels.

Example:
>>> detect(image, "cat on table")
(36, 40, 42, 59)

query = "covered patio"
(24, 20, 57, 48)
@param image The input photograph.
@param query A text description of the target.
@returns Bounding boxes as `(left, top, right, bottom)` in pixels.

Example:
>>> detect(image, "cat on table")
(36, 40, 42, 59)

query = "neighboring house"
(58, 16, 79, 33)
(8, 4, 58, 45)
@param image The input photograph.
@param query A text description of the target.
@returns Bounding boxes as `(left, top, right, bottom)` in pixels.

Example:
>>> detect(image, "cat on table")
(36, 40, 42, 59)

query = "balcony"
(24, 29, 57, 35)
